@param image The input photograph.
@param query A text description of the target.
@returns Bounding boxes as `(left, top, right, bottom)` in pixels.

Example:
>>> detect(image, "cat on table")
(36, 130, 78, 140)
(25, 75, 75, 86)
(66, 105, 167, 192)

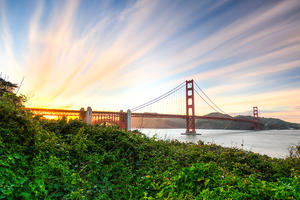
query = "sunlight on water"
(138, 129, 300, 158)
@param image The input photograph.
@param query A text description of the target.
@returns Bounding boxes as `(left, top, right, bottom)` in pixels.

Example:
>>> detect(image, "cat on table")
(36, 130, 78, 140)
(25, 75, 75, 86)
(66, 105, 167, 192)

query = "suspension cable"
(132, 83, 185, 112)
(194, 88, 220, 113)
(131, 82, 185, 111)
(194, 81, 227, 114)
(131, 81, 186, 112)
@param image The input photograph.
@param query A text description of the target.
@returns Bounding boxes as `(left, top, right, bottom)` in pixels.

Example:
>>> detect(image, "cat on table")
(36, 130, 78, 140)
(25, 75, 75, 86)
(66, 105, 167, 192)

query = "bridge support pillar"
(127, 109, 131, 131)
(185, 80, 196, 134)
(119, 110, 127, 130)
(253, 106, 260, 130)
(79, 108, 86, 121)
(86, 107, 92, 124)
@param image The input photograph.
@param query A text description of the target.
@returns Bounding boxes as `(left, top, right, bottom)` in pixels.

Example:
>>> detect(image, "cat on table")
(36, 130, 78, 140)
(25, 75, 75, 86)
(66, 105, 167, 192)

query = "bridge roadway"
(26, 108, 262, 126)
(131, 112, 263, 125)
(26, 108, 80, 116)
(25, 79, 262, 132)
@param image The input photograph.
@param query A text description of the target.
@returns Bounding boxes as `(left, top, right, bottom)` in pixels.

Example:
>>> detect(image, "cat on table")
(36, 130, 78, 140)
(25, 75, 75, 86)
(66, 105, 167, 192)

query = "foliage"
(0, 90, 299, 199)
(0, 78, 18, 95)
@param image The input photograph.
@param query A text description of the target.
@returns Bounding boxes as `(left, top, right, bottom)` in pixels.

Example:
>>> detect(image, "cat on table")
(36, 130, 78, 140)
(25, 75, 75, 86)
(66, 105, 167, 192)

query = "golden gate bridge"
(26, 79, 262, 134)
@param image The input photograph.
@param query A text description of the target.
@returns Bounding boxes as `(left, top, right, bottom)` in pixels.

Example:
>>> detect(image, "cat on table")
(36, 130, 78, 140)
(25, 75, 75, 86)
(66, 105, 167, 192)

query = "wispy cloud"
(0, 0, 300, 122)
(0, 0, 21, 77)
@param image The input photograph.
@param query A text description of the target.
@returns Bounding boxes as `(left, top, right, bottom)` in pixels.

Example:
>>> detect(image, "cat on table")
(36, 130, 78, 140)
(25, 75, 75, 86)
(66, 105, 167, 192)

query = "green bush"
(157, 163, 299, 199)
(0, 89, 299, 199)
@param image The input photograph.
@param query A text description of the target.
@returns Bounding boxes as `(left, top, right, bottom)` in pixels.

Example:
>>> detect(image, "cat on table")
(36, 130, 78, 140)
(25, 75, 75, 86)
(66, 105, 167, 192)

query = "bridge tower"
(253, 106, 260, 130)
(127, 109, 131, 131)
(119, 110, 128, 130)
(185, 80, 196, 134)
(79, 108, 86, 121)
(86, 107, 92, 124)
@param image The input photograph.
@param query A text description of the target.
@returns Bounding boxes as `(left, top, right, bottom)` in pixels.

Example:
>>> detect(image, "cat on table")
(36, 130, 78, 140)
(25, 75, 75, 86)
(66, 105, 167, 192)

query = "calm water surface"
(138, 129, 300, 158)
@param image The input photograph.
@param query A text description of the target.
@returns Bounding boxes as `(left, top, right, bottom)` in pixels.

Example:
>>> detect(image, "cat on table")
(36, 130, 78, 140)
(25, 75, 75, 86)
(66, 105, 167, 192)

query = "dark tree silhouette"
(0, 77, 18, 94)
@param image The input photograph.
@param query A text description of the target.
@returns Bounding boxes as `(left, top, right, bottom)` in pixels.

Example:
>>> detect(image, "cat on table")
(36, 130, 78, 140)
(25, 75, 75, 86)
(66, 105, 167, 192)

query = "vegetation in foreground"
(0, 79, 299, 199)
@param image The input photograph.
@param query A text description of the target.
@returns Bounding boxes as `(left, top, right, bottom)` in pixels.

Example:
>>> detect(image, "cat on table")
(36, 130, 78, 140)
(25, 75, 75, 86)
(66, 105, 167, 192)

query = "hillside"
(132, 112, 300, 130)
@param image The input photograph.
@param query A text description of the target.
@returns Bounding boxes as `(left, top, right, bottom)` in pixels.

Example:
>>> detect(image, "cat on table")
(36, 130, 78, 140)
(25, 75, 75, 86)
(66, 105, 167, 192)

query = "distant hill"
(132, 112, 300, 130)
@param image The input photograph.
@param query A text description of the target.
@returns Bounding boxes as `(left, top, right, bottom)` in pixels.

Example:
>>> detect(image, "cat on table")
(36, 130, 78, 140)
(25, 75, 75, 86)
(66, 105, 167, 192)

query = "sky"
(0, 0, 300, 123)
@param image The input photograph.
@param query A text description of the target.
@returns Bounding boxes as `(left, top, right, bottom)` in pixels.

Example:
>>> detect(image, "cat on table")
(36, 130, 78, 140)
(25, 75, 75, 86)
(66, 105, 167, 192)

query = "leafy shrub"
(0, 89, 299, 199)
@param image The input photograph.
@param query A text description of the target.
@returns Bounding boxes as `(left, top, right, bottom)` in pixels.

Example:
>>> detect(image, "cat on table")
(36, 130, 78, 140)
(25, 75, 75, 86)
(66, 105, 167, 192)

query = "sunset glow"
(0, 0, 300, 122)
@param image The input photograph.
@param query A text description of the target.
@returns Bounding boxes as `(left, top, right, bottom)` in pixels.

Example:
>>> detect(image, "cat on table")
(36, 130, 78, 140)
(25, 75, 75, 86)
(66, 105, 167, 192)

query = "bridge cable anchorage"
(194, 81, 227, 115)
(131, 81, 186, 112)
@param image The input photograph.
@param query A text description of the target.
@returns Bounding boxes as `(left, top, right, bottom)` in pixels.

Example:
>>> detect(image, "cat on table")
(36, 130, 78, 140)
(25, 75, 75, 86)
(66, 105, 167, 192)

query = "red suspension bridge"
(27, 80, 262, 134)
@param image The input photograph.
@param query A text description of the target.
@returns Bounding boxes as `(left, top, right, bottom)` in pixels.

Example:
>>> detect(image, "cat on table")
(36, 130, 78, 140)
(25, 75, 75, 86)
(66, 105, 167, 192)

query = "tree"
(0, 77, 18, 95)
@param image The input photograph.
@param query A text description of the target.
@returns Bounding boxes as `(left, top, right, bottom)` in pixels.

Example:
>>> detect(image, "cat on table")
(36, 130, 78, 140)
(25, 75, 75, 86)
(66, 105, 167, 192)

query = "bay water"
(138, 129, 300, 158)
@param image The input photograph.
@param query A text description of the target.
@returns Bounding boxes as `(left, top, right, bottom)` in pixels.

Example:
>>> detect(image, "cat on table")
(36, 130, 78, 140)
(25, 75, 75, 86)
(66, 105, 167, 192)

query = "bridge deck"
(131, 113, 262, 125)
(25, 108, 261, 125)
